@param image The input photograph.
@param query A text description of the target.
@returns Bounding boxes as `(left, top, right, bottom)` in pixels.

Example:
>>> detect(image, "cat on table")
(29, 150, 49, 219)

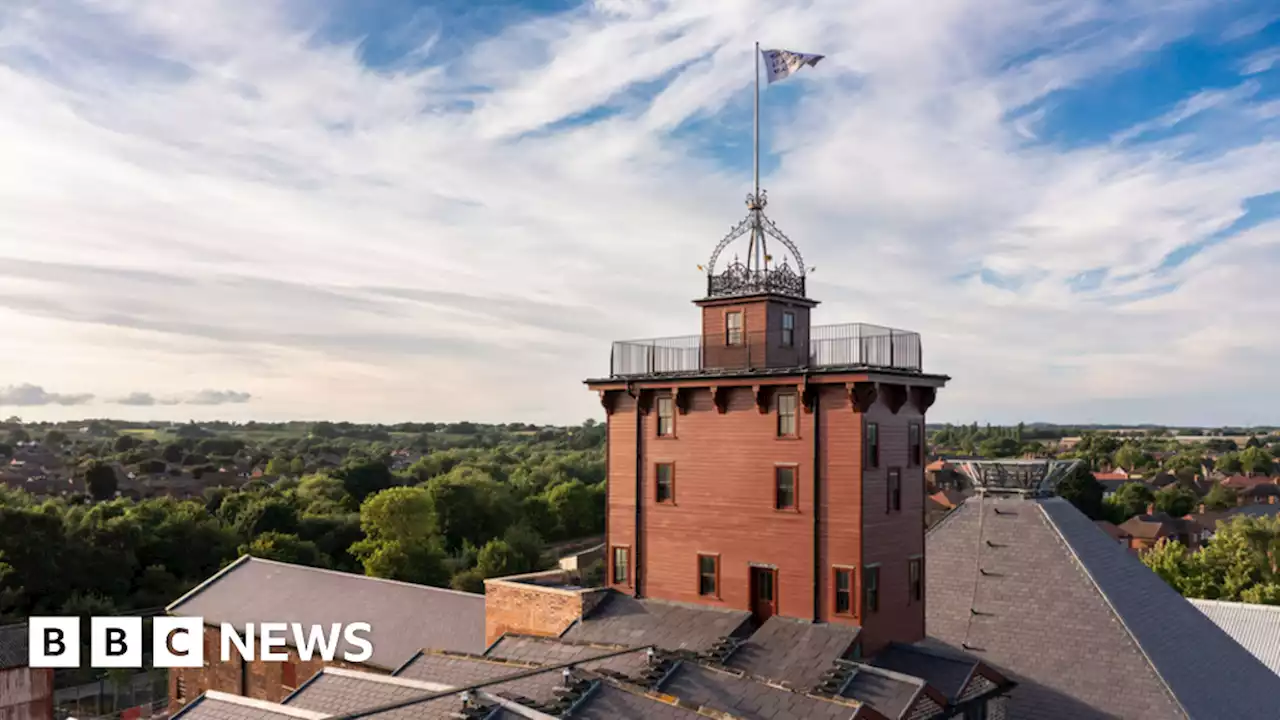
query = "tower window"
(726, 311, 743, 346)
(864, 566, 880, 613)
(698, 554, 719, 597)
(782, 312, 795, 347)
(656, 463, 674, 504)
(777, 393, 797, 437)
(887, 468, 901, 512)
(866, 423, 880, 469)
(775, 466, 796, 509)
(656, 396, 674, 437)
(909, 423, 922, 467)
(909, 558, 923, 602)
(612, 546, 630, 585)
(834, 567, 853, 615)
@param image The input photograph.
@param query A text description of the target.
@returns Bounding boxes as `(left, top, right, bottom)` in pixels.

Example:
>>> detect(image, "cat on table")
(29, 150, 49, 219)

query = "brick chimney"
(1270, 495, 1277, 506)
(483, 569, 609, 646)
(1146, 502, 1155, 516)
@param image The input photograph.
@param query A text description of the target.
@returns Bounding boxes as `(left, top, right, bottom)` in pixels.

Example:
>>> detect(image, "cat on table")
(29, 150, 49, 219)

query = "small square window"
(864, 566, 880, 613)
(656, 463, 674, 504)
(657, 397, 674, 436)
(612, 546, 630, 585)
(834, 568, 852, 615)
(698, 554, 719, 596)
(866, 423, 880, 469)
(909, 423, 922, 467)
(777, 393, 797, 437)
(888, 468, 901, 512)
(775, 466, 796, 510)
(782, 312, 795, 347)
(726, 312, 743, 346)
(909, 558, 923, 603)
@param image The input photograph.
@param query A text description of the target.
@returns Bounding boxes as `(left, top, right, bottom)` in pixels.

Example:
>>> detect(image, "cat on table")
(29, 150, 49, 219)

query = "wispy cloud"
(184, 390, 252, 406)
(0, 0, 1277, 425)
(0, 384, 93, 407)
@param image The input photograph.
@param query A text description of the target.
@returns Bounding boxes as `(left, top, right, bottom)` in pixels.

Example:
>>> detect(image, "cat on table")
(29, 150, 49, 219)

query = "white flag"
(761, 48, 824, 84)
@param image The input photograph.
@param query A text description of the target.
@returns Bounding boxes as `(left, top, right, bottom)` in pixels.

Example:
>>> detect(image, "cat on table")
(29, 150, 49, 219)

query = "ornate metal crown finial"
(704, 189, 805, 299)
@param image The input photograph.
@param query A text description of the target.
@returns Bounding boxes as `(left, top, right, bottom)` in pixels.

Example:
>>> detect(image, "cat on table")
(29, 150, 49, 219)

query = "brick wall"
(0, 667, 54, 720)
(483, 572, 607, 646)
(167, 626, 378, 714)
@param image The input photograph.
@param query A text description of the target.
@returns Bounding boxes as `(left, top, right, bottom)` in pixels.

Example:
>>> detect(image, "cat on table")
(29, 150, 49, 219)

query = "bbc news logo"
(28, 617, 373, 668)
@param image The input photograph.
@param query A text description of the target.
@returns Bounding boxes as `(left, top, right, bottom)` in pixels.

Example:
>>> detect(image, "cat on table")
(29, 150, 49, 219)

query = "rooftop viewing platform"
(609, 321, 923, 378)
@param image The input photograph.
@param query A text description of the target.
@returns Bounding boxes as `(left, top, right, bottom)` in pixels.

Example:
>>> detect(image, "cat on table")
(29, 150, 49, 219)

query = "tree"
(84, 461, 118, 501)
(1142, 515, 1280, 604)
(1202, 484, 1238, 512)
(336, 460, 394, 505)
(161, 443, 185, 464)
(1113, 444, 1149, 472)
(240, 532, 323, 566)
(350, 487, 448, 586)
(289, 457, 306, 476)
(1109, 482, 1155, 521)
(450, 568, 485, 594)
(44, 429, 68, 446)
(112, 435, 141, 453)
(476, 539, 525, 578)
(1216, 452, 1243, 474)
(977, 436, 1021, 458)
(6, 428, 29, 445)
(1154, 485, 1197, 518)
(233, 498, 300, 539)
(1055, 464, 1104, 520)
(1240, 446, 1274, 475)
(423, 468, 514, 551)
(265, 457, 292, 476)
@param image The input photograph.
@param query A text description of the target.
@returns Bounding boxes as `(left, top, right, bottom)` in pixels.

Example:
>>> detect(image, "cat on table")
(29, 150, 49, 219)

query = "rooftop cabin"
(603, 192, 924, 380)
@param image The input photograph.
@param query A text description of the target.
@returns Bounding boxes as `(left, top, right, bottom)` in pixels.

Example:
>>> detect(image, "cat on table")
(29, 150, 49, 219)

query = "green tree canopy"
(1240, 446, 1274, 476)
(1055, 464, 1104, 520)
(84, 461, 118, 501)
(1202, 485, 1238, 512)
(241, 532, 324, 567)
(1154, 485, 1198, 518)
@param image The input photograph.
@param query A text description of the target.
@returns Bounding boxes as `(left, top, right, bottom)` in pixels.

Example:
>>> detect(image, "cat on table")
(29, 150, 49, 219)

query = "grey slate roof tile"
(926, 494, 1280, 720)
(167, 556, 485, 669)
(725, 616, 859, 691)
(569, 681, 705, 719)
(657, 661, 864, 720)
(285, 670, 464, 719)
(0, 623, 28, 669)
(483, 635, 650, 678)
(561, 593, 751, 654)
(838, 664, 926, 720)
(1190, 598, 1280, 676)
(394, 650, 533, 687)
(175, 692, 325, 720)
(871, 644, 974, 701)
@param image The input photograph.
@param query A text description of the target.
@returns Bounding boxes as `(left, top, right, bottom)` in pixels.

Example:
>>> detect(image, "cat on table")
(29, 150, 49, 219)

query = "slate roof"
(927, 494, 1280, 719)
(173, 691, 326, 720)
(482, 634, 648, 677)
(871, 643, 976, 701)
(0, 623, 28, 669)
(1118, 512, 1199, 541)
(568, 680, 705, 719)
(285, 668, 474, 719)
(724, 616, 859, 691)
(393, 649, 535, 688)
(166, 556, 485, 669)
(837, 663, 929, 720)
(654, 661, 865, 720)
(1190, 599, 1280, 676)
(561, 593, 751, 654)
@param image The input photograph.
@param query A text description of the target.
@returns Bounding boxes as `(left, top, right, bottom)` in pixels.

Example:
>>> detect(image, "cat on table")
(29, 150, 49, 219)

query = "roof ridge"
(166, 554, 252, 613)
(242, 556, 485, 599)
(199, 691, 328, 720)
(1035, 499, 1188, 717)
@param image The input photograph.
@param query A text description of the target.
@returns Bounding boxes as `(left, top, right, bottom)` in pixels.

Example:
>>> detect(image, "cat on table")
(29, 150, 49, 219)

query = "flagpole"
(754, 41, 760, 202)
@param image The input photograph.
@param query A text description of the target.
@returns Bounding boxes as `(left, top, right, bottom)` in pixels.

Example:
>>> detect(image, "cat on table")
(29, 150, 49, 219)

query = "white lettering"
(342, 622, 373, 663)
(259, 622, 290, 662)
(221, 623, 254, 663)
(291, 623, 342, 662)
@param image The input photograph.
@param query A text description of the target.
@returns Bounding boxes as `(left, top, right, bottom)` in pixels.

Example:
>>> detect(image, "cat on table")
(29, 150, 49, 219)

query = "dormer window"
(726, 311, 743, 346)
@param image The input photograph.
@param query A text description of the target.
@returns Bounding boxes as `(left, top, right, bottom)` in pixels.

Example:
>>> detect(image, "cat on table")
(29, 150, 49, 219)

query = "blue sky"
(0, 0, 1278, 426)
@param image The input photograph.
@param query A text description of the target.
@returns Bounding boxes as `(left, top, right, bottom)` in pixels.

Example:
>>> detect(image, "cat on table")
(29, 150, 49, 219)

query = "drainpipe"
(634, 390, 644, 598)
(812, 382, 822, 622)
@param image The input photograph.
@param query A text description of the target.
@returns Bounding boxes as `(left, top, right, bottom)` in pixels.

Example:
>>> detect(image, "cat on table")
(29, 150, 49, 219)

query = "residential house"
(1094, 520, 1132, 546)
(1188, 503, 1280, 544)
(0, 623, 55, 720)
(1118, 510, 1202, 551)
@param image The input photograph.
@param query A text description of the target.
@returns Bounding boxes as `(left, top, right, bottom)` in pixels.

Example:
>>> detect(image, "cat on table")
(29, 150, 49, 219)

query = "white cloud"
(0, 384, 94, 407)
(0, 0, 1277, 426)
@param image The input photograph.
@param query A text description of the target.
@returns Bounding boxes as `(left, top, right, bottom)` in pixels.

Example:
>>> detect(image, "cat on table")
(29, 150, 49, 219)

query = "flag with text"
(761, 48, 824, 84)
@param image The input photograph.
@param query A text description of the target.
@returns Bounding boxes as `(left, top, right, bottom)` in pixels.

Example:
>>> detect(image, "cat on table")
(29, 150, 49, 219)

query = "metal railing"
(609, 322, 922, 377)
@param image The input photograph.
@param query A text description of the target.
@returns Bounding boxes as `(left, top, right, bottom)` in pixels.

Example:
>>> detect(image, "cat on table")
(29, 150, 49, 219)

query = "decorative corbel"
(880, 383, 908, 415)
(911, 386, 937, 414)
(674, 387, 691, 415)
(636, 389, 653, 416)
(753, 385, 770, 414)
(598, 390, 616, 416)
(801, 382, 816, 414)
(847, 382, 878, 413)
(711, 386, 729, 414)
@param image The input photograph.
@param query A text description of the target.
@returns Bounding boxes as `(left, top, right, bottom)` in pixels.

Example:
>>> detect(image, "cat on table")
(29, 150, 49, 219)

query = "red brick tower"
(586, 191, 948, 655)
